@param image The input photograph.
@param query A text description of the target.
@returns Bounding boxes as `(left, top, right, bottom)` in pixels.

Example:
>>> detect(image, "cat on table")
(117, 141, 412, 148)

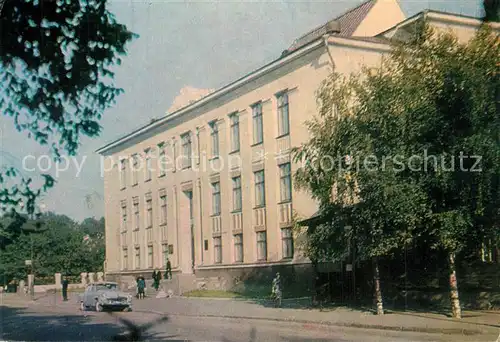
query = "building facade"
(97, 0, 498, 289)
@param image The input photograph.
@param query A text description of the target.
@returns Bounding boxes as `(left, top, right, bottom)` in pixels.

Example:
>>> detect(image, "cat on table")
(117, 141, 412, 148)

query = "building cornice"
(95, 39, 325, 155)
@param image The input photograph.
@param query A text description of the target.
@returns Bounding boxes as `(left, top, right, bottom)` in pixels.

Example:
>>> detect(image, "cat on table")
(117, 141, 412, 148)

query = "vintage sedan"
(79, 282, 132, 312)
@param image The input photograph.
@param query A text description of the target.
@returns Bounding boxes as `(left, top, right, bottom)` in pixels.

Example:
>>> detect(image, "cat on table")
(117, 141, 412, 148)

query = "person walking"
(61, 276, 69, 301)
(137, 275, 145, 299)
(152, 269, 161, 291)
(165, 259, 172, 280)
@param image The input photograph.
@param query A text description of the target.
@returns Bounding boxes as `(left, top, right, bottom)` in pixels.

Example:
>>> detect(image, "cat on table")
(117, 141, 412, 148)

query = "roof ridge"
(333, 0, 376, 21)
(292, 0, 375, 43)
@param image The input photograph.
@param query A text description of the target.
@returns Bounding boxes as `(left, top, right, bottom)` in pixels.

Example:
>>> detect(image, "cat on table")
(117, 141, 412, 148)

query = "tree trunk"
(448, 252, 462, 319)
(373, 257, 384, 315)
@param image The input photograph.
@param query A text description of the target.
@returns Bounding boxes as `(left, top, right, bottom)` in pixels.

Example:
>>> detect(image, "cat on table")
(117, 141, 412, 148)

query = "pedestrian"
(62, 276, 69, 301)
(165, 259, 172, 280)
(137, 275, 145, 299)
(152, 269, 161, 291)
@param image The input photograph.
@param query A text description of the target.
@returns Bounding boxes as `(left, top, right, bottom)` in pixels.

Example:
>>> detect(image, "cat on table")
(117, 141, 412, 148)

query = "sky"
(0, 0, 485, 221)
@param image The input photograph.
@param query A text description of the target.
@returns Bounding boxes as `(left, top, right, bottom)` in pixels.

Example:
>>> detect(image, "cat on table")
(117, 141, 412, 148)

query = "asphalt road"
(0, 304, 480, 341)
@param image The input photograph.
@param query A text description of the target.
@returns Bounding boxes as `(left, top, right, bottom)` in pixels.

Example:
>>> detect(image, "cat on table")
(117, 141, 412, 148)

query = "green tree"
(0, 0, 136, 219)
(294, 23, 499, 318)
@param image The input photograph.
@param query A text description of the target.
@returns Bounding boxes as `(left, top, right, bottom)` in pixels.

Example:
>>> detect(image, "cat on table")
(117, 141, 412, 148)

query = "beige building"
(97, 0, 498, 290)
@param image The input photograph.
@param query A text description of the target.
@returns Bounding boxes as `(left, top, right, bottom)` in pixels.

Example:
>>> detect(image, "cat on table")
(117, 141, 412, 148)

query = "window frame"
(147, 245, 154, 268)
(209, 120, 220, 158)
(232, 176, 242, 212)
(252, 101, 263, 145)
(134, 246, 140, 269)
(229, 113, 240, 153)
(256, 231, 267, 261)
(119, 159, 127, 189)
(214, 236, 222, 264)
(277, 91, 290, 137)
(145, 196, 153, 228)
(281, 227, 294, 259)
(254, 170, 266, 207)
(211, 182, 221, 216)
(279, 163, 292, 203)
(234, 233, 243, 263)
(181, 132, 192, 169)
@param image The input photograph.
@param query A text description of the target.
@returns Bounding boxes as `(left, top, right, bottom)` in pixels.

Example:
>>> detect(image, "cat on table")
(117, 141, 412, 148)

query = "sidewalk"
(131, 296, 500, 339)
(3, 292, 500, 339)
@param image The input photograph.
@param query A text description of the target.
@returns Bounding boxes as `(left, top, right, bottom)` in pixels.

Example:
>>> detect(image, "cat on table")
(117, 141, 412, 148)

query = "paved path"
(3, 292, 500, 341)
(0, 299, 480, 341)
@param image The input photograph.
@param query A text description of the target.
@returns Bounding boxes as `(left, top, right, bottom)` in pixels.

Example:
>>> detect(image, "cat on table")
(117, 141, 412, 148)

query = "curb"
(134, 309, 484, 336)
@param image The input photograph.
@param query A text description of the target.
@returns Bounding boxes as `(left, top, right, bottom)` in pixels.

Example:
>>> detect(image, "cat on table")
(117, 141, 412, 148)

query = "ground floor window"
(135, 247, 140, 269)
(148, 245, 154, 268)
(234, 234, 243, 262)
(214, 237, 222, 264)
(281, 228, 294, 259)
(122, 248, 128, 270)
(256, 231, 267, 261)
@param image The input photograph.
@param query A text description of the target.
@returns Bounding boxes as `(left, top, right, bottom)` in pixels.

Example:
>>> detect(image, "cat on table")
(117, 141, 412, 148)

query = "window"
(119, 159, 127, 189)
(252, 102, 263, 145)
(120, 202, 127, 231)
(146, 196, 153, 228)
(279, 163, 292, 202)
(122, 248, 128, 270)
(277, 92, 290, 136)
(132, 155, 139, 186)
(133, 200, 139, 230)
(229, 113, 240, 152)
(256, 231, 267, 261)
(160, 195, 167, 226)
(214, 236, 222, 263)
(134, 247, 140, 269)
(232, 176, 242, 212)
(148, 245, 153, 268)
(212, 182, 221, 216)
(186, 191, 193, 220)
(145, 150, 152, 181)
(158, 144, 166, 177)
(162, 244, 168, 266)
(234, 234, 243, 262)
(254, 170, 265, 207)
(204, 240, 209, 251)
(281, 228, 294, 259)
(209, 121, 219, 157)
(181, 132, 192, 169)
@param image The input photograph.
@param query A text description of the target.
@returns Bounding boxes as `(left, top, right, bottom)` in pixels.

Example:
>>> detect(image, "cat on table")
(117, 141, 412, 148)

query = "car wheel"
(95, 302, 103, 312)
(80, 302, 86, 311)
(123, 307, 132, 312)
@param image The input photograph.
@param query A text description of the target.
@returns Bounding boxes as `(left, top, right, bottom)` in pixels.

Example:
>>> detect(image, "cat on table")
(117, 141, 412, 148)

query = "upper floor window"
(145, 195, 153, 228)
(232, 176, 242, 212)
(181, 132, 192, 169)
(158, 144, 166, 177)
(212, 182, 221, 216)
(119, 159, 127, 189)
(120, 201, 127, 231)
(279, 163, 292, 202)
(131, 155, 139, 186)
(277, 91, 289, 136)
(160, 194, 167, 225)
(209, 121, 219, 158)
(145, 149, 152, 181)
(252, 102, 263, 145)
(133, 198, 140, 230)
(254, 170, 265, 207)
(229, 113, 240, 153)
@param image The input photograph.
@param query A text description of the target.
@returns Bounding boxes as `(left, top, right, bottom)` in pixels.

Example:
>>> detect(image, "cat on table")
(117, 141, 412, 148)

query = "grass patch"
(183, 290, 245, 298)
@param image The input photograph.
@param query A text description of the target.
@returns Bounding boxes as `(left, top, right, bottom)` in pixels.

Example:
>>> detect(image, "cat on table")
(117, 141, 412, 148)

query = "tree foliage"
(0, 213, 105, 282)
(0, 0, 136, 215)
(294, 22, 500, 316)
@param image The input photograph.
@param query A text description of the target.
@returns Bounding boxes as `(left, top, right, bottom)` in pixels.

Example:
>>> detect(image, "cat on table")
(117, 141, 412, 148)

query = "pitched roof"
(287, 0, 376, 53)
